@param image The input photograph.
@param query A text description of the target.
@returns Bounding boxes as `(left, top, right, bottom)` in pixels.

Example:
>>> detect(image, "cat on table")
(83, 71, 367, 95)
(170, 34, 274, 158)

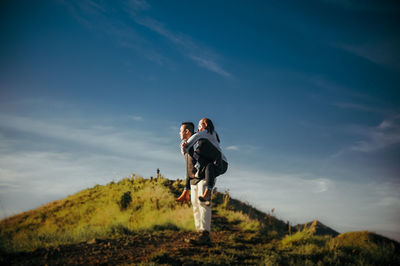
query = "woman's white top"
(184, 130, 227, 163)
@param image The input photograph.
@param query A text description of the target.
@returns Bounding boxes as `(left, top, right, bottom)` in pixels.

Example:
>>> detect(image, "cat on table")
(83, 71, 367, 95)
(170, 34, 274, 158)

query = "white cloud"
(134, 16, 232, 78)
(0, 113, 180, 163)
(218, 166, 335, 209)
(226, 145, 239, 151)
(0, 110, 187, 218)
(216, 164, 400, 241)
(131, 115, 143, 121)
(348, 116, 400, 152)
(187, 55, 231, 78)
(128, 0, 150, 12)
(311, 78, 400, 154)
(63, 1, 231, 77)
(378, 119, 393, 130)
(225, 144, 260, 153)
(134, 17, 183, 45)
(326, 116, 400, 159)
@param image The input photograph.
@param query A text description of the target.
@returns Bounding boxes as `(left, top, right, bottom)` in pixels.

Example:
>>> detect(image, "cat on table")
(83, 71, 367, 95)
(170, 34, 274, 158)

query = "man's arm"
(183, 131, 206, 153)
(180, 141, 187, 155)
(175, 149, 193, 203)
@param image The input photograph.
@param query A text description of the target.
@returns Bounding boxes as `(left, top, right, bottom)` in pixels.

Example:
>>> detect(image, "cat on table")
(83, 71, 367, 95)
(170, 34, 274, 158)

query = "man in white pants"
(190, 178, 212, 233)
(175, 121, 211, 244)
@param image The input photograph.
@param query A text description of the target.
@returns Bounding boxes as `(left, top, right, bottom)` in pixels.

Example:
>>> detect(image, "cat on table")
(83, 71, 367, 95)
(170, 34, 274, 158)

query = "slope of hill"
(0, 176, 289, 253)
(0, 176, 194, 252)
(1, 176, 399, 265)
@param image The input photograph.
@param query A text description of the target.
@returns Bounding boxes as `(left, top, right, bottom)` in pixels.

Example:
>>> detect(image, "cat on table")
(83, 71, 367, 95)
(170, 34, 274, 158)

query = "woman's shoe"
(175, 190, 190, 203)
(199, 189, 211, 206)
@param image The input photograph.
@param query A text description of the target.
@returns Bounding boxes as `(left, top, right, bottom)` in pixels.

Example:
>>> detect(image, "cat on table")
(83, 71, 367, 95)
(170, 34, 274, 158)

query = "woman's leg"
(199, 163, 215, 205)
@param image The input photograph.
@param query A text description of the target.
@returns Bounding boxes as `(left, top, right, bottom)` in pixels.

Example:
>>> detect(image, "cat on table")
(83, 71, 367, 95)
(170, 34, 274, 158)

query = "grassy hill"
(0, 176, 194, 252)
(1, 175, 399, 265)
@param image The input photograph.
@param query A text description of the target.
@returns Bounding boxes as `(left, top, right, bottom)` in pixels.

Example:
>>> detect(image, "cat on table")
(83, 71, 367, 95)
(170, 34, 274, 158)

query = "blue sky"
(1, 0, 399, 240)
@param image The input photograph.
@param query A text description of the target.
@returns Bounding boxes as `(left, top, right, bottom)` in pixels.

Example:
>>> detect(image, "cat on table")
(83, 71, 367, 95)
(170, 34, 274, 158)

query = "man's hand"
(175, 189, 190, 203)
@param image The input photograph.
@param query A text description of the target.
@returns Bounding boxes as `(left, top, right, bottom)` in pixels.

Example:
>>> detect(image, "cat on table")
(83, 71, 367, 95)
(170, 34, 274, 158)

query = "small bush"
(119, 191, 132, 210)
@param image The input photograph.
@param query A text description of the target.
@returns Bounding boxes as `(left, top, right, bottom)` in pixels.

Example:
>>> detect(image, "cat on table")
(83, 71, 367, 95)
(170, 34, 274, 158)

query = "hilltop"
(1, 176, 399, 265)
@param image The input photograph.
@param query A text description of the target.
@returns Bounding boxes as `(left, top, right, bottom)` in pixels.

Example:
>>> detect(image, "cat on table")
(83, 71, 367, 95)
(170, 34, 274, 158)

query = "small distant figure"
(157, 168, 160, 178)
(131, 173, 135, 180)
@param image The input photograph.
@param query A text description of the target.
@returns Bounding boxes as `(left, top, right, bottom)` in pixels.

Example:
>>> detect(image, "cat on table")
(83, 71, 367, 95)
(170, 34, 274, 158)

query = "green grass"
(266, 230, 400, 265)
(1, 175, 291, 253)
(0, 176, 194, 252)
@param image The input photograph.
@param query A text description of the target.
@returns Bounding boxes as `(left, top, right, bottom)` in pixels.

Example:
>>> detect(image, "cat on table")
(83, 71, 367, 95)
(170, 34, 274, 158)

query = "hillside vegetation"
(0, 176, 194, 252)
(1, 176, 399, 265)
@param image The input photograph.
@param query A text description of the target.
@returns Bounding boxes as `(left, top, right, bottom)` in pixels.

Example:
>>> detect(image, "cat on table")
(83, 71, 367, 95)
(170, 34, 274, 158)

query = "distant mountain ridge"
(295, 219, 339, 237)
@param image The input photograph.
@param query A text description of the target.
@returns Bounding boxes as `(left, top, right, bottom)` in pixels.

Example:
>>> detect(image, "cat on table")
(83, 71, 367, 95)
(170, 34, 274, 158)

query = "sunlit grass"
(0, 176, 194, 252)
(215, 207, 260, 232)
(272, 229, 400, 265)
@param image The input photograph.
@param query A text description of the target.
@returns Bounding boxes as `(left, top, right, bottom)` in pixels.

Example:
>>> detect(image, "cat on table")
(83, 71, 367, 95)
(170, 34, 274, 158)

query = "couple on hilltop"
(175, 118, 228, 244)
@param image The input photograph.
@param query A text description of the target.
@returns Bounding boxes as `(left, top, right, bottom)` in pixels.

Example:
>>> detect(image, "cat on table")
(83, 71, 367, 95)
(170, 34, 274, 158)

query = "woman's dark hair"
(181, 122, 194, 134)
(204, 118, 220, 143)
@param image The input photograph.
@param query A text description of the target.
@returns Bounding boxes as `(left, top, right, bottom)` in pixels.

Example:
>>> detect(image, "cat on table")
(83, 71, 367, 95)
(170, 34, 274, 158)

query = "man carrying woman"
(175, 118, 228, 244)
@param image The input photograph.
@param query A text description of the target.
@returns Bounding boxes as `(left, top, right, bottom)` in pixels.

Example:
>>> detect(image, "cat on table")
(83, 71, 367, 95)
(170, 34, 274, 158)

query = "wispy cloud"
(134, 16, 232, 78)
(219, 164, 400, 240)
(226, 145, 239, 151)
(310, 77, 392, 115)
(187, 55, 231, 78)
(63, 0, 231, 77)
(130, 115, 143, 121)
(0, 108, 185, 217)
(348, 116, 400, 152)
(333, 41, 400, 71)
(62, 0, 168, 65)
(225, 144, 261, 153)
(332, 102, 388, 115)
(133, 17, 184, 45)
(127, 0, 150, 13)
(219, 166, 336, 218)
(310, 77, 376, 102)
(326, 115, 400, 156)
(0, 113, 180, 164)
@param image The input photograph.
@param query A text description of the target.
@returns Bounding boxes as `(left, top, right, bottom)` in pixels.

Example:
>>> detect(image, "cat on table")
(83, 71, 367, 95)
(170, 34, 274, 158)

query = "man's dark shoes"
(189, 231, 211, 246)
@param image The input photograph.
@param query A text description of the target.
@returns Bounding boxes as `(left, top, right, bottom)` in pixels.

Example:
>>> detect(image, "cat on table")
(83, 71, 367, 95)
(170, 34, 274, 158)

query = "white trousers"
(190, 179, 212, 232)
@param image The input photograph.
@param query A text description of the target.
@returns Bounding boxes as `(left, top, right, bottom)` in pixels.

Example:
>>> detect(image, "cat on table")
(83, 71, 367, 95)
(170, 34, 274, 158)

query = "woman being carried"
(182, 118, 228, 205)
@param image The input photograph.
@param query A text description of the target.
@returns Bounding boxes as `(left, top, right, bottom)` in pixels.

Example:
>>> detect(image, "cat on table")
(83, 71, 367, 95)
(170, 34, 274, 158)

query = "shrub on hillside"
(119, 191, 132, 210)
